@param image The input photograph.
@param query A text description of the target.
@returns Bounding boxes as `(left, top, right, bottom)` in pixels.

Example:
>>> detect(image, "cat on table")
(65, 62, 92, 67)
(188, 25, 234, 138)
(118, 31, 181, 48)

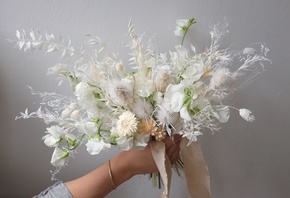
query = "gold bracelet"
(108, 160, 116, 190)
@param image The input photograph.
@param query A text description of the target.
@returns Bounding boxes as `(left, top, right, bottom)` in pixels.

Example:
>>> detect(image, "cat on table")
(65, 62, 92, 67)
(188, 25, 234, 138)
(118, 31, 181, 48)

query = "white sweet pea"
(86, 138, 111, 155)
(174, 18, 196, 44)
(51, 147, 69, 167)
(162, 83, 193, 123)
(174, 19, 190, 37)
(70, 110, 80, 120)
(77, 121, 98, 136)
(180, 106, 191, 121)
(133, 133, 150, 149)
(182, 60, 204, 82)
(42, 126, 63, 147)
(116, 136, 134, 151)
(164, 83, 186, 112)
(42, 125, 76, 147)
(61, 103, 80, 120)
(75, 82, 101, 116)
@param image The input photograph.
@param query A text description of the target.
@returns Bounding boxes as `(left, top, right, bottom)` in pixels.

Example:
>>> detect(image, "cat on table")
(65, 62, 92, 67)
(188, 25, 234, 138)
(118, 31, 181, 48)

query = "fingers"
(164, 134, 182, 164)
(169, 145, 180, 164)
(164, 134, 181, 146)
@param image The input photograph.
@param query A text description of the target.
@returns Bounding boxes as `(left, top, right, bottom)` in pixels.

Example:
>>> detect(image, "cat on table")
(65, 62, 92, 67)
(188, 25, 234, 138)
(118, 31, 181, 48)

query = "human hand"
(164, 134, 181, 165)
(65, 134, 182, 198)
(118, 134, 182, 176)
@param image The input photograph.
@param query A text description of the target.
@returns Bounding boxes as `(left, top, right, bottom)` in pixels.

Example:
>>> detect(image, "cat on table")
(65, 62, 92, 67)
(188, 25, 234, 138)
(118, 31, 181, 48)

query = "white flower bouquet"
(12, 18, 270, 197)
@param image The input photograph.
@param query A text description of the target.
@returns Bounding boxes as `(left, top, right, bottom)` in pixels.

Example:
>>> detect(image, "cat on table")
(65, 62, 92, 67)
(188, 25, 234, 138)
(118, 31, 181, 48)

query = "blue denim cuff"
(33, 181, 73, 198)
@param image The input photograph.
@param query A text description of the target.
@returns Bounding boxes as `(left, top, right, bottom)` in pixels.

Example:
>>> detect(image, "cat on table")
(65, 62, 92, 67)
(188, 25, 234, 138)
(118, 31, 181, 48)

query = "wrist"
(109, 151, 135, 187)
(126, 147, 158, 176)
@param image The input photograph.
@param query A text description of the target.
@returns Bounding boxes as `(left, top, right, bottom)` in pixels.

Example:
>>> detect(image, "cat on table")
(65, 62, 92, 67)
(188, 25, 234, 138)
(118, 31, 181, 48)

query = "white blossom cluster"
(13, 19, 270, 167)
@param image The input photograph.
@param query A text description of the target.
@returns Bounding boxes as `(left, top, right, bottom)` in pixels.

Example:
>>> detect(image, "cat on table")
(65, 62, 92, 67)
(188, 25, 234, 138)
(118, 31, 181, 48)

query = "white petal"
(180, 107, 191, 121)
(85, 139, 110, 155)
(175, 45, 188, 61)
(165, 84, 185, 100)
(176, 19, 189, 27)
(171, 92, 185, 112)
(50, 148, 68, 167)
(77, 122, 97, 136)
(133, 134, 149, 148)
(116, 136, 133, 151)
(43, 136, 59, 147)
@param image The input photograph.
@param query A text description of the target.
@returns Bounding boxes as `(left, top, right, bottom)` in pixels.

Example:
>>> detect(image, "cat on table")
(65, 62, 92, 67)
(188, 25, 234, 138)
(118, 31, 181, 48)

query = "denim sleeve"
(33, 181, 73, 198)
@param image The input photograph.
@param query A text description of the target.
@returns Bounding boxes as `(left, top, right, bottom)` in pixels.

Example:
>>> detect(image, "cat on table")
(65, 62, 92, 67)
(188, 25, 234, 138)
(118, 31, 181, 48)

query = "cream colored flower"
(116, 111, 139, 136)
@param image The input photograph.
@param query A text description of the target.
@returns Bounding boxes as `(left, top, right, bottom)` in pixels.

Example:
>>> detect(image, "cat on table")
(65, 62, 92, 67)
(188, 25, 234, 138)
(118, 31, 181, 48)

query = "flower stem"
(181, 29, 188, 45)
(181, 18, 197, 45)
(68, 134, 85, 150)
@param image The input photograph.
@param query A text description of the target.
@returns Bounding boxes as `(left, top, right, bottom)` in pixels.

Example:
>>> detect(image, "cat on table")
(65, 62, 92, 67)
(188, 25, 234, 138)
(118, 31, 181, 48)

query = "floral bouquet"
(12, 18, 270, 197)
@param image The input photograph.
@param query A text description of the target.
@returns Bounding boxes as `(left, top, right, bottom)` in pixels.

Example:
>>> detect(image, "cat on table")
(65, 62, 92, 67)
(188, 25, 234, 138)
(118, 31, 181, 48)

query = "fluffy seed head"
(239, 108, 255, 122)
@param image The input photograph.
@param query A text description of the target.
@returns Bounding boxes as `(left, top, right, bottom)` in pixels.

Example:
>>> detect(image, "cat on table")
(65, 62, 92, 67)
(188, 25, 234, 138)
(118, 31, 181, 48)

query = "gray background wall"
(1, 0, 290, 197)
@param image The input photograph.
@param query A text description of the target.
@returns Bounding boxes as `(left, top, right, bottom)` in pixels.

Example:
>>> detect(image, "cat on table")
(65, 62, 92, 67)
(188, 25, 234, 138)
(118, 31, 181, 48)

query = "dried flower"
(108, 79, 134, 106)
(210, 67, 231, 89)
(116, 111, 139, 136)
(154, 66, 173, 93)
(138, 119, 157, 135)
(239, 108, 255, 122)
(151, 128, 167, 141)
(155, 103, 179, 128)
(133, 98, 153, 119)
(115, 62, 125, 73)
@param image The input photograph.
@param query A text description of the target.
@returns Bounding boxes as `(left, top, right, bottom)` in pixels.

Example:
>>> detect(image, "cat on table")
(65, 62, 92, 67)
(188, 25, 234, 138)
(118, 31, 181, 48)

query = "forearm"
(65, 153, 133, 198)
